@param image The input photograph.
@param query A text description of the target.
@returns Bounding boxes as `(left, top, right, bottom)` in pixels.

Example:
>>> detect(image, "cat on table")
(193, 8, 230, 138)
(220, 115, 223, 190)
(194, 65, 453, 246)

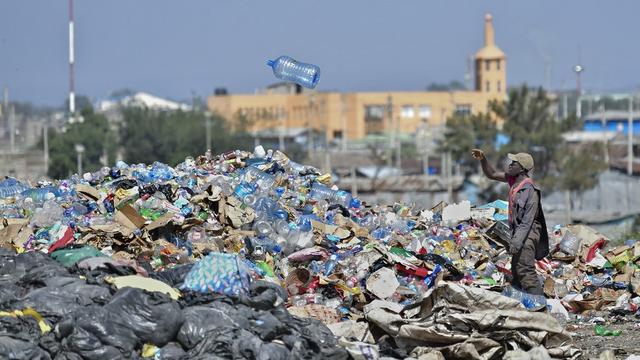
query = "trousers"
(511, 222, 543, 295)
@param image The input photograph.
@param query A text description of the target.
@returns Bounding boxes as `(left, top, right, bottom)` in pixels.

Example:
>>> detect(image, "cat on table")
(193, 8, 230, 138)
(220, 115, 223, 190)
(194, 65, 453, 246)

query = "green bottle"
(594, 325, 621, 336)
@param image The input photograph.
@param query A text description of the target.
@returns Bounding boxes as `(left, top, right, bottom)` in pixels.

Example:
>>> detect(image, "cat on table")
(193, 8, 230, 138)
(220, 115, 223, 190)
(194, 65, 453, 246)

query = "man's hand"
(471, 149, 485, 161)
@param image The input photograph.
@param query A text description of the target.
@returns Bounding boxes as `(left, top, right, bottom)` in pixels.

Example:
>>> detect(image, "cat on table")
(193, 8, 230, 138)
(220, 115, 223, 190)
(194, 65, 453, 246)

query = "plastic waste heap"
(0, 145, 591, 359)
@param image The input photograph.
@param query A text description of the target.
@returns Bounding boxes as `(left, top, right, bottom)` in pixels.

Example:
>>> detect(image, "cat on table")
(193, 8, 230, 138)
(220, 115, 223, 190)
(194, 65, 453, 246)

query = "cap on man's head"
(507, 153, 534, 171)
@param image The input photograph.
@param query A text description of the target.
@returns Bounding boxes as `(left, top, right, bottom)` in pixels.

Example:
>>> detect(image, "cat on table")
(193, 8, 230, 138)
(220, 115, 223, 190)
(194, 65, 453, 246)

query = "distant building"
(208, 14, 507, 143)
(583, 110, 640, 135)
(98, 92, 191, 112)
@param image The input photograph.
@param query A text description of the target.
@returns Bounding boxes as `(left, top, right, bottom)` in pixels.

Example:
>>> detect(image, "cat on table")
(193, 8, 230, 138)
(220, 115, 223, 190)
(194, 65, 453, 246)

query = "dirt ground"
(569, 321, 640, 359)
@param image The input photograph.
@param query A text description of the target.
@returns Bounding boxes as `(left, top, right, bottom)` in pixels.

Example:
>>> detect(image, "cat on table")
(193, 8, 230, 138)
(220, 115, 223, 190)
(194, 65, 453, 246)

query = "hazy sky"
(1, 0, 639, 106)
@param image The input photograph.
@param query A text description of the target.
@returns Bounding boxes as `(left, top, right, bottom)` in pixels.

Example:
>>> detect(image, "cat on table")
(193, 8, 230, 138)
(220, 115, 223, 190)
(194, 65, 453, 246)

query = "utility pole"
(9, 105, 15, 153)
(307, 94, 315, 160)
(75, 144, 85, 175)
(628, 94, 634, 175)
(204, 111, 212, 153)
(278, 107, 286, 152)
(387, 95, 393, 168)
(601, 103, 609, 165)
(574, 64, 584, 119)
(394, 107, 401, 169)
(446, 151, 453, 203)
(43, 118, 49, 174)
(68, 0, 76, 114)
(598, 103, 607, 211)
(340, 94, 347, 153)
(2, 88, 7, 119)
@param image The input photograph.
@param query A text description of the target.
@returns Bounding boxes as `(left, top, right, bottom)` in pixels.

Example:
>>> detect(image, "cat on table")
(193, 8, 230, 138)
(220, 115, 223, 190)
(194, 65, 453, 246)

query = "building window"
(365, 105, 384, 120)
(419, 104, 432, 119)
(333, 130, 343, 139)
(485, 60, 490, 71)
(496, 59, 501, 70)
(486, 81, 490, 92)
(364, 105, 385, 135)
(400, 105, 415, 119)
(497, 81, 502, 92)
(454, 104, 472, 117)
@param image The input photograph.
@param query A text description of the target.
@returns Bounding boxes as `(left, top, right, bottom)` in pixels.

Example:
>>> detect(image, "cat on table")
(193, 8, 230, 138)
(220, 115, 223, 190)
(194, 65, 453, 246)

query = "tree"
(119, 108, 255, 166)
(492, 85, 562, 181)
(439, 111, 498, 172)
(46, 108, 117, 179)
(487, 85, 607, 198)
(556, 142, 607, 210)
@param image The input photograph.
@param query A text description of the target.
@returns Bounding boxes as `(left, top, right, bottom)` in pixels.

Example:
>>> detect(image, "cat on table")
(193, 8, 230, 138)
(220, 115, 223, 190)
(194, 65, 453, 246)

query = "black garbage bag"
(281, 315, 349, 360)
(177, 303, 251, 350)
(0, 251, 69, 299)
(70, 262, 138, 286)
(104, 287, 184, 346)
(0, 334, 51, 360)
(18, 277, 111, 320)
(57, 288, 184, 359)
(186, 327, 264, 360)
(257, 342, 291, 360)
(252, 311, 289, 341)
(179, 290, 235, 307)
(156, 342, 187, 360)
(0, 313, 46, 339)
(241, 280, 288, 310)
(58, 315, 130, 360)
(150, 264, 193, 288)
(16, 251, 70, 287)
(38, 332, 62, 358)
(0, 283, 23, 308)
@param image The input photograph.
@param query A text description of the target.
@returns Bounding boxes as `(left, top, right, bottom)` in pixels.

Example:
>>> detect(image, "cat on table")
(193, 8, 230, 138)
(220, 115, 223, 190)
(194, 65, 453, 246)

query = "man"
(471, 149, 548, 296)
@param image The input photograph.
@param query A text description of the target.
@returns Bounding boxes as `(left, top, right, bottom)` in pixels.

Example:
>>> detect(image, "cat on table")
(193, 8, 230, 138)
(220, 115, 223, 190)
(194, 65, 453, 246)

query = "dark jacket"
(509, 182, 549, 260)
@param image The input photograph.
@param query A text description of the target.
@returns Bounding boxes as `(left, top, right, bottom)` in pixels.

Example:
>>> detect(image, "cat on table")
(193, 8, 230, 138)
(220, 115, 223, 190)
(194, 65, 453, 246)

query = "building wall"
(208, 90, 499, 141)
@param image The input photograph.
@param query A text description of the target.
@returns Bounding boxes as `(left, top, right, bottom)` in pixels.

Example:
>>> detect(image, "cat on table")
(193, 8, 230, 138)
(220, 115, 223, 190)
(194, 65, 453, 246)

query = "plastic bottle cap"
(266, 60, 275, 67)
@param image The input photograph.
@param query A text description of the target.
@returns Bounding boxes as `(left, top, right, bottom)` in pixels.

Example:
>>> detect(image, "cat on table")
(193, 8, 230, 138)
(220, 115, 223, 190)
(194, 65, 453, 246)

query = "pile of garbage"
(1, 146, 622, 359)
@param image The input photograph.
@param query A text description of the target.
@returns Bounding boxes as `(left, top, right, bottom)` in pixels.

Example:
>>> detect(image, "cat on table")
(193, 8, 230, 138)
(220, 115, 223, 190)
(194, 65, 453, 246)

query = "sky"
(1, 0, 639, 106)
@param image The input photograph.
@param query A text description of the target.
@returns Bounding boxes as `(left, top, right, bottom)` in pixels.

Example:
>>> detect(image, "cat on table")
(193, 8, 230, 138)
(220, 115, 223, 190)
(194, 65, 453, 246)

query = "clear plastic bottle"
(149, 162, 174, 182)
(323, 254, 338, 276)
(483, 262, 497, 278)
(502, 286, 547, 310)
(243, 167, 276, 190)
(234, 182, 256, 199)
(253, 220, 274, 239)
(309, 183, 352, 208)
(266, 56, 320, 89)
(0, 178, 30, 199)
(20, 186, 59, 204)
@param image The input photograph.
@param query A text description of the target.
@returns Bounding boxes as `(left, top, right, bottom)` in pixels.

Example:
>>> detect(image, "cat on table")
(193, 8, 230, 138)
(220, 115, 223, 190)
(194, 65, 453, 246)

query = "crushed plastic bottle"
(559, 230, 581, 256)
(267, 55, 320, 89)
(502, 286, 547, 310)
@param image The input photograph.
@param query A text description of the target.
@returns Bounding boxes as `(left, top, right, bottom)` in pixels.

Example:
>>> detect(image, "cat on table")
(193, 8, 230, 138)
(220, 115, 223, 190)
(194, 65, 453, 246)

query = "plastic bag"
(0, 334, 51, 360)
(51, 246, 106, 267)
(177, 303, 250, 349)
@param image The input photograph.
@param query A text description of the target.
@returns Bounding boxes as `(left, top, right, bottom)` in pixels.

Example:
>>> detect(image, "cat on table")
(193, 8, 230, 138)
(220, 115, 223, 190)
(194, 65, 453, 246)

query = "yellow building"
(208, 14, 506, 142)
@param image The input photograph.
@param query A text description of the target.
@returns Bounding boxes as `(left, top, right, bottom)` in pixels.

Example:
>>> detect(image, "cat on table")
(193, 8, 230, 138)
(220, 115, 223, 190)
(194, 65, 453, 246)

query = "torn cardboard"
(114, 204, 146, 230)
